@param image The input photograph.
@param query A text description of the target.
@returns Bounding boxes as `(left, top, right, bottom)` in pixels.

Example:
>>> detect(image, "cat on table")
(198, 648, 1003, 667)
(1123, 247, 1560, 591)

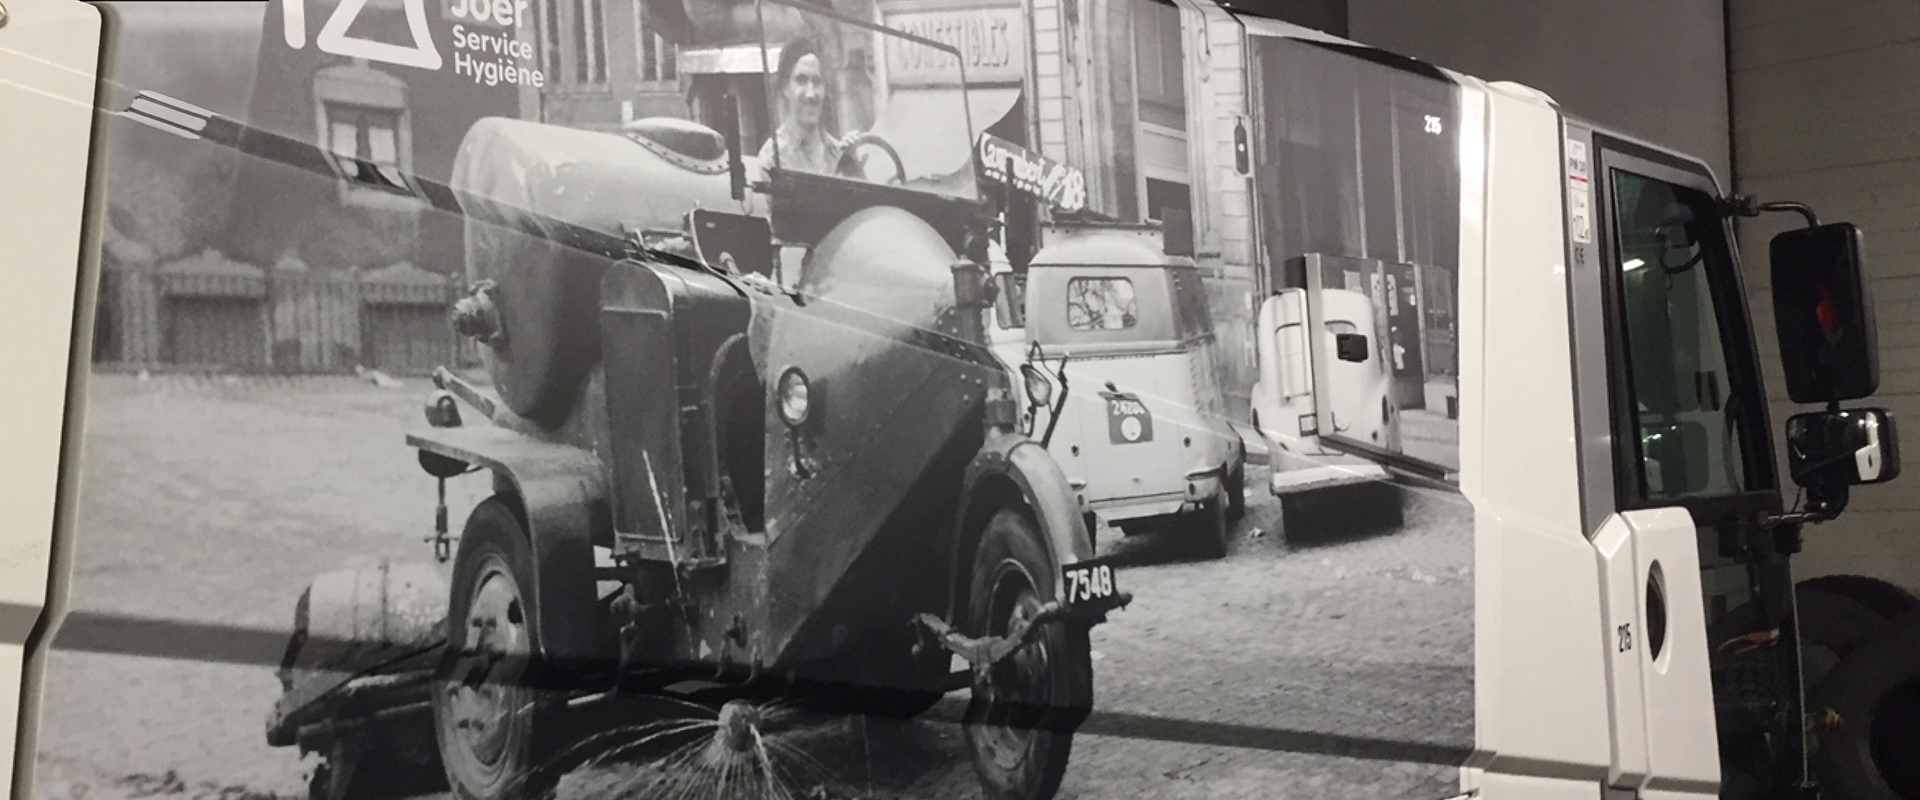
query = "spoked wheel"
(433, 498, 568, 800)
(963, 509, 1093, 800)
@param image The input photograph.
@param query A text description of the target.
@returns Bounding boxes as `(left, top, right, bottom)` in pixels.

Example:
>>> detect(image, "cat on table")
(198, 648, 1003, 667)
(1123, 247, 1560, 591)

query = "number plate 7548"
(1061, 560, 1119, 608)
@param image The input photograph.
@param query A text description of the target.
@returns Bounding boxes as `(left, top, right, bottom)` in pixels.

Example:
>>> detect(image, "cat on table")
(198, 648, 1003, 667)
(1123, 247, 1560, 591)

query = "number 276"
(1424, 115, 1444, 135)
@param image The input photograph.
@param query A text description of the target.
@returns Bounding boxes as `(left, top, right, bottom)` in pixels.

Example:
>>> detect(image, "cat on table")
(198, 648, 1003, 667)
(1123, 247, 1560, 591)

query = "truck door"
(1255, 289, 1317, 445)
(1316, 288, 1392, 449)
(1569, 127, 1791, 798)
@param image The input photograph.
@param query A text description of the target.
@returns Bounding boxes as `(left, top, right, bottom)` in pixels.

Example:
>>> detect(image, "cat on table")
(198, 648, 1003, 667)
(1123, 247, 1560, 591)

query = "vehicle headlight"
(1021, 363, 1054, 407)
(778, 367, 811, 428)
(425, 390, 462, 428)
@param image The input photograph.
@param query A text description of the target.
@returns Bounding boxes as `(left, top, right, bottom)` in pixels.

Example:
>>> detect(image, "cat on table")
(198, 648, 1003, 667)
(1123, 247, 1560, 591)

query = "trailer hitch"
(912, 592, 1130, 680)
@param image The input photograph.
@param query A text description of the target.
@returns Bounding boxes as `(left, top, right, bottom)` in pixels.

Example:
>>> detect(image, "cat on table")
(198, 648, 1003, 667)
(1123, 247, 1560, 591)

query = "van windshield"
(1032, 269, 1177, 348)
(1067, 277, 1140, 331)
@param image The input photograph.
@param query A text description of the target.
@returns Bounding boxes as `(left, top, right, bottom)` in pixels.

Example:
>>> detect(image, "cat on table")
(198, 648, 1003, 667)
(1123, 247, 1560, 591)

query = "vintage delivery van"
(989, 221, 1249, 558)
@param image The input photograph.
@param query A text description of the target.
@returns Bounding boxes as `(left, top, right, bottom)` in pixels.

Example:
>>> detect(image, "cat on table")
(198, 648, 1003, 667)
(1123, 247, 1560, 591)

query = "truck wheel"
(1809, 610, 1920, 800)
(432, 498, 569, 800)
(963, 507, 1093, 800)
(1800, 575, 1920, 622)
(1190, 492, 1232, 560)
(1714, 587, 1883, 689)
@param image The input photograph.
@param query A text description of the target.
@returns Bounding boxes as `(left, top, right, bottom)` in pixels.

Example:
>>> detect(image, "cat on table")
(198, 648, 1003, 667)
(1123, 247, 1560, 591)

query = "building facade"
(223, 0, 529, 276)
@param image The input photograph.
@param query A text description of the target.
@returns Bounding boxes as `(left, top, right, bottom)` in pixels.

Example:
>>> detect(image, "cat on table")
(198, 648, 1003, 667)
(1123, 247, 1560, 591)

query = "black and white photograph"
(32, 1, 1476, 799)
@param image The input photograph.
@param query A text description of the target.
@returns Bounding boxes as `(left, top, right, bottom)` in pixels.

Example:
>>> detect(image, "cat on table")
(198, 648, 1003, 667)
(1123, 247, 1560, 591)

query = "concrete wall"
(1345, 0, 1732, 186)
(1729, 0, 1920, 592)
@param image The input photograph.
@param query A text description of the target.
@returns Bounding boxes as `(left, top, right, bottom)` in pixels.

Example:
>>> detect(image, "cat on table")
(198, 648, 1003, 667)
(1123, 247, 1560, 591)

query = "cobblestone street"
(33, 373, 1474, 800)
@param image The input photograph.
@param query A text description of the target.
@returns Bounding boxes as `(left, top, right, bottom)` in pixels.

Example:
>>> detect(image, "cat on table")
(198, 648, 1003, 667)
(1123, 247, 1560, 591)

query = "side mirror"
(993, 272, 1026, 328)
(1786, 408, 1900, 489)
(1642, 421, 1711, 495)
(1335, 332, 1369, 363)
(1020, 362, 1055, 407)
(1772, 222, 1878, 403)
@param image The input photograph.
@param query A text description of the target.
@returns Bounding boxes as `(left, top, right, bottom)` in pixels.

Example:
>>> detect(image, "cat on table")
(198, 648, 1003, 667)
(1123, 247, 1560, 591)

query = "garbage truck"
(1197, 9, 1920, 800)
(6, 0, 1920, 799)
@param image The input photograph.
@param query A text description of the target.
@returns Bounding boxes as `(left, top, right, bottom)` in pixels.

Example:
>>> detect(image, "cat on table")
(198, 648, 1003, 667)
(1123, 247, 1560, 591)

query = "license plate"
(1061, 560, 1120, 608)
(1105, 393, 1154, 444)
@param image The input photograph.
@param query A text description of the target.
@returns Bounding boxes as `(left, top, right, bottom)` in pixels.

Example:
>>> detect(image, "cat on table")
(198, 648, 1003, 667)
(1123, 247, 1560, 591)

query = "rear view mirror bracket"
(1720, 192, 1820, 229)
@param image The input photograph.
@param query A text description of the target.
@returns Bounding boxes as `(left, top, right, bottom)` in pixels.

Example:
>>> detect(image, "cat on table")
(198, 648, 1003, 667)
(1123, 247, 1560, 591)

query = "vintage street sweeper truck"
(7, 1, 1920, 800)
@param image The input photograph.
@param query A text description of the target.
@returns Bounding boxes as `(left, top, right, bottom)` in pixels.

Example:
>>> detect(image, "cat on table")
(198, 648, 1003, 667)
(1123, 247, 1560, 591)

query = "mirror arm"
(1040, 355, 1071, 449)
(1762, 483, 1850, 529)
(1720, 193, 1820, 228)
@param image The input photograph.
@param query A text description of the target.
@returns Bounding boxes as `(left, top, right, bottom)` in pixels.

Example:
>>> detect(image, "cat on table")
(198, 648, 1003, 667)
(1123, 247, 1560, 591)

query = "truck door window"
(1606, 170, 1751, 502)
(1067, 277, 1140, 331)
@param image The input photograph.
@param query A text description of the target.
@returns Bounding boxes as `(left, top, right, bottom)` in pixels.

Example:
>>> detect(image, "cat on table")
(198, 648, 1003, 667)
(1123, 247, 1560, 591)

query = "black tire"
(1714, 586, 1885, 690)
(1809, 610, 1920, 800)
(432, 497, 570, 800)
(1189, 492, 1231, 560)
(962, 508, 1094, 800)
(1801, 575, 1920, 622)
(1712, 586, 1891, 799)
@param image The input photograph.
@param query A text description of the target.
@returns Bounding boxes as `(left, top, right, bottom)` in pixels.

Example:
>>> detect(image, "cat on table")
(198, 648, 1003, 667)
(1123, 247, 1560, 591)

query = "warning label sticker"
(1570, 184, 1593, 245)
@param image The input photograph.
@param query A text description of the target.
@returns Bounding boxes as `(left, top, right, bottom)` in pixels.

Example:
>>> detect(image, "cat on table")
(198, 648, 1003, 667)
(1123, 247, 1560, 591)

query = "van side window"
(1067, 277, 1140, 331)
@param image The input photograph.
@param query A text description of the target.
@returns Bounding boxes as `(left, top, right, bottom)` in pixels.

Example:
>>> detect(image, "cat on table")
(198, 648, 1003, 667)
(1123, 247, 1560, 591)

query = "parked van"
(992, 222, 1248, 558)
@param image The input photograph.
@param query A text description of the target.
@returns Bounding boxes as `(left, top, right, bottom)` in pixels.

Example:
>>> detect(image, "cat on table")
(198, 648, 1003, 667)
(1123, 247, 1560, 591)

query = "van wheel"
(432, 498, 569, 800)
(1810, 610, 1920, 800)
(1800, 575, 1920, 622)
(963, 508, 1093, 800)
(1189, 493, 1231, 560)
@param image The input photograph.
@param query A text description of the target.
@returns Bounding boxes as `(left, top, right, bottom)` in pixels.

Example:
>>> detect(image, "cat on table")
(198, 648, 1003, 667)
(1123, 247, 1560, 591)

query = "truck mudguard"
(407, 425, 609, 671)
(953, 429, 1098, 612)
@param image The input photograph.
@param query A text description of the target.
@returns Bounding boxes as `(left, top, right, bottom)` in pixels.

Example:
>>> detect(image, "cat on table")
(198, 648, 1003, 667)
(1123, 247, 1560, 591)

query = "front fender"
(951, 430, 1096, 618)
(409, 424, 608, 670)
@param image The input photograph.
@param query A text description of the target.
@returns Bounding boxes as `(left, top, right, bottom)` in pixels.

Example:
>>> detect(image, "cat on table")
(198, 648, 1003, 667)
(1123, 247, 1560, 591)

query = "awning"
(868, 87, 1023, 181)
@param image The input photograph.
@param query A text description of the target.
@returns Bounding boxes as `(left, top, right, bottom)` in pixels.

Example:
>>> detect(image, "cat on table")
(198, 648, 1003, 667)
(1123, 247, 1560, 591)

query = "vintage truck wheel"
(1189, 492, 1232, 560)
(962, 508, 1093, 800)
(432, 498, 568, 800)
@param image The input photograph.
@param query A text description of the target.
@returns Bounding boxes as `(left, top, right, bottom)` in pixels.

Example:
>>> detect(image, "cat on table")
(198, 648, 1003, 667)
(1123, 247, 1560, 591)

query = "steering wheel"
(835, 132, 908, 185)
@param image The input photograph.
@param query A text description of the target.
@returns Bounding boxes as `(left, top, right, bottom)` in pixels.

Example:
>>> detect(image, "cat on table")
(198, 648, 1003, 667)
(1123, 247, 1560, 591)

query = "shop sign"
(881, 7, 1026, 87)
(977, 133, 1087, 212)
